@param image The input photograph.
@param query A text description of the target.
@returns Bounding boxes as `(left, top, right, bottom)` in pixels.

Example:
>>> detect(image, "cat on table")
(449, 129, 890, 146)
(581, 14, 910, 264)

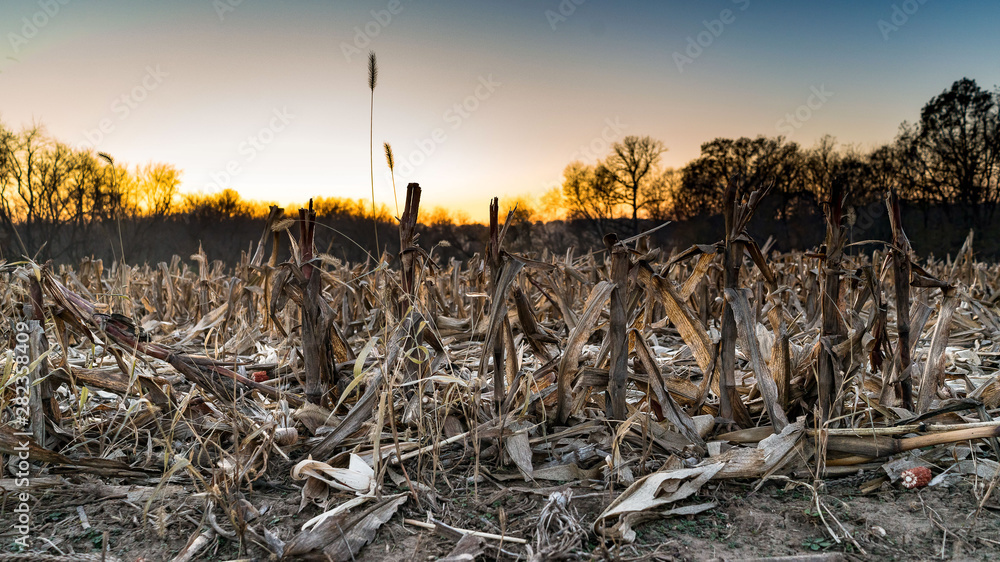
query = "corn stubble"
(3, 181, 1000, 559)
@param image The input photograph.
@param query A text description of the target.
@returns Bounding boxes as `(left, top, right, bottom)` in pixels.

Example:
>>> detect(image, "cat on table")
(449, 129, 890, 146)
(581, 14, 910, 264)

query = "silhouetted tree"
(182, 188, 255, 221)
(803, 137, 881, 207)
(645, 167, 681, 221)
(867, 144, 902, 198)
(604, 135, 666, 233)
(675, 136, 803, 219)
(137, 163, 181, 218)
(561, 161, 620, 236)
(901, 78, 1000, 224)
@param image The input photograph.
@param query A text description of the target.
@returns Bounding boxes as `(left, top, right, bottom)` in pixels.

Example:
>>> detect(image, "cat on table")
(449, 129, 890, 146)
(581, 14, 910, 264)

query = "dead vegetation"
(3, 182, 1000, 560)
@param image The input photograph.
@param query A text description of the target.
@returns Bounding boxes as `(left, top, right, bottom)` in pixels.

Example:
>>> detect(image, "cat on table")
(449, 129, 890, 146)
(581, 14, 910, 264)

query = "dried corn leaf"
(283, 494, 406, 561)
(556, 280, 614, 423)
(595, 462, 723, 542)
(635, 262, 714, 377)
(725, 288, 789, 431)
(291, 454, 375, 496)
(504, 422, 534, 480)
(709, 418, 805, 479)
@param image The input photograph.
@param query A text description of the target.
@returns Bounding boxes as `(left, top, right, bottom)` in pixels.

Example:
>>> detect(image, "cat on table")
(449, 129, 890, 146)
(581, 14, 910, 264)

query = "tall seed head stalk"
(368, 51, 378, 91)
(383, 142, 394, 171)
(384, 142, 398, 217)
(368, 51, 379, 253)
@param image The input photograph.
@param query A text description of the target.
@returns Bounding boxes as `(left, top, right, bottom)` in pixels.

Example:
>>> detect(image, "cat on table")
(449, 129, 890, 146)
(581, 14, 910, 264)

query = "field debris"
(3, 183, 1000, 559)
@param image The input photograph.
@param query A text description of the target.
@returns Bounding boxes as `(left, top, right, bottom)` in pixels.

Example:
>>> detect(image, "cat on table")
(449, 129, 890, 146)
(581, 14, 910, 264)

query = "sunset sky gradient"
(3, 0, 999, 221)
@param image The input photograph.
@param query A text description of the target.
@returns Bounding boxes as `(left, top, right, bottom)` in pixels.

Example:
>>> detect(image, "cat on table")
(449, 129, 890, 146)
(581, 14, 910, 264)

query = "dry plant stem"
(818, 184, 846, 423)
(874, 302, 925, 406)
(398, 183, 421, 297)
(556, 281, 614, 424)
(501, 313, 517, 410)
(888, 190, 914, 409)
(719, 242, 747, 425)
(487, 198, 506, 420)
(607, 235, 629, 422)
(480, 262, 523, 420)
(25, 325, 47, 446)
(916, 287, 958, 412)
(916, 494, 962, 558)
(389, 182, 422, 495)
(368, 50, 379, 253)
(250, 205, 283, 268)
(975, 464, 1000, 520)
(388, 428, 476, 465)
(23, 273, 57, 437)
(807, 419, 1000, 436)
(770, 477, 841, 547)
(821, 501, 866, 555)
(725, 288, 788, 431)
(386, 390, 418, 500)
(373, 383, 387, 493)
(403, 518, 528, 544)
(171, 529, 215, 562)
(299, 200, 329, 405)
(770, 475, 865, 556)
(720, 180, 752, 427)
(773, 327, 792, 409)
(823, 424, 1000, 457)
(513, 286, 553, 361)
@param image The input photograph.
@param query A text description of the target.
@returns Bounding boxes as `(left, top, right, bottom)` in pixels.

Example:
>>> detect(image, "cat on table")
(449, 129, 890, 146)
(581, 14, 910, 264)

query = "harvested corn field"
(2, 182, 1000, 561)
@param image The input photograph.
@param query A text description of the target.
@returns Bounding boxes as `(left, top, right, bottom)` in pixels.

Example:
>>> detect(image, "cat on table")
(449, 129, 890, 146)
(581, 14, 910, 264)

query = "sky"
(2, 0, 999, 222)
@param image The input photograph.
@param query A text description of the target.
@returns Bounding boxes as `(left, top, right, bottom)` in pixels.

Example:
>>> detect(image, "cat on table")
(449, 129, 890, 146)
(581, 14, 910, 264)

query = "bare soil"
(5, 466, 999, 561)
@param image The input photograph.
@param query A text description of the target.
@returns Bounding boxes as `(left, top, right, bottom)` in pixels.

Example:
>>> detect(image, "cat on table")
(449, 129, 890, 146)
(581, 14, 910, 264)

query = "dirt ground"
(4, 462, 999, 562)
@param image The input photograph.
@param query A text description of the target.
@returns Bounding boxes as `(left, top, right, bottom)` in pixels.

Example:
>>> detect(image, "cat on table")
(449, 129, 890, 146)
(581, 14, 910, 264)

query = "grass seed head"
(368, 51, 378, 91)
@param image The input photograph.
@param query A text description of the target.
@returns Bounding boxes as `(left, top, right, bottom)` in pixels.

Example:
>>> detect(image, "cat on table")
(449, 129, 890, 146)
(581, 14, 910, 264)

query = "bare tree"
(561, 161, 619, 237)
(137, 163, 181, 218)
(0, 122, 21, 254)
(803, 135, 839, 202)
(675, 136, 803, 219)
(604, 135, 666, 234)
(900, 78, 1000, 224)
(645, 167, 681, 221)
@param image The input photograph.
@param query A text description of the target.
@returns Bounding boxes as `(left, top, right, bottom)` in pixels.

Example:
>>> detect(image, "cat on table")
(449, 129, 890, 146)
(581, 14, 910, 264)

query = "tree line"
(2, 77, 999, 264)
(0, 121, 400, 263)
(554, 77, 1000, 237)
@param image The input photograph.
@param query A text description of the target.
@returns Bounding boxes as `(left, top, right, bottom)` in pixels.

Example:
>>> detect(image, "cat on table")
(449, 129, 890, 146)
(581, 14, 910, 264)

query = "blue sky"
(2, 0, 998, 220)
